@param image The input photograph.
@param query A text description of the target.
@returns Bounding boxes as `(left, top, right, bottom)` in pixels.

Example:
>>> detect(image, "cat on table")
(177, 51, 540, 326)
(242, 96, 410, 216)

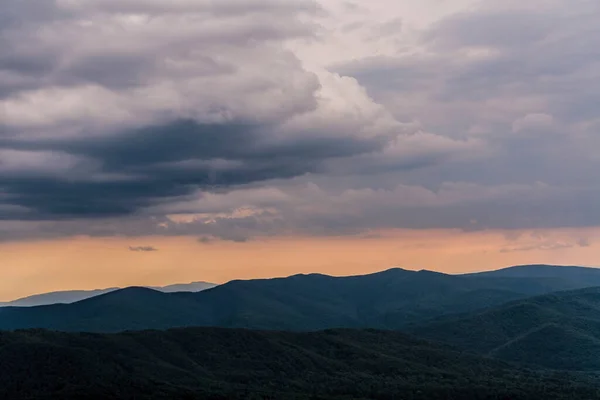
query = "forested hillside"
(0, 328, 598, 400)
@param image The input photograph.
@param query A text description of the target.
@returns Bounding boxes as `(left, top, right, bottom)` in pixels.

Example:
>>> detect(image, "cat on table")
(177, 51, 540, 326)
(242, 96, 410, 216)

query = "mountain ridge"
(409, 286, 600, 370)
(5, 264, 598, 308)
(3, 264, 600, 332)
(0, 281, 216, 307)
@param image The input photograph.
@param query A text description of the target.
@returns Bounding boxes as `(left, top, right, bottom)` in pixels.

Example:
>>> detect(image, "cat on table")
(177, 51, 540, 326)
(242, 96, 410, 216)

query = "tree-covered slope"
(409, 287, 600, 370)
(0, 328, 598, 400)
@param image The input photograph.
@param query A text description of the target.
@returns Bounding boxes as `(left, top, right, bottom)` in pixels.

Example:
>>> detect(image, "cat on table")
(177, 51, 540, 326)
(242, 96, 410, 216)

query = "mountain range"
(0, 281, 216, 307)
(2, 265, 600, 333)
(3, 264, 600, 398)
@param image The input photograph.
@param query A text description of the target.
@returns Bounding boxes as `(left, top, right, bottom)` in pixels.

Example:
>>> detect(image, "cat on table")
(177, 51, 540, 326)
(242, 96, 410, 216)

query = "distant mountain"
(150, 281, 216, 293)
(2, 266, 600, 332)
(409, 286, 600, 370)
(0, 288, 119, 308)
(468, 264, 600, 285)
(0, 327, 597, 400)
(0, 288, 215, 332)
(0, 281, 216, 307)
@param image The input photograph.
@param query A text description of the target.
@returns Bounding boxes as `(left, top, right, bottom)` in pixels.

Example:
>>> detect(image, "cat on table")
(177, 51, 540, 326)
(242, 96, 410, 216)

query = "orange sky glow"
(1, 227, 599, 302)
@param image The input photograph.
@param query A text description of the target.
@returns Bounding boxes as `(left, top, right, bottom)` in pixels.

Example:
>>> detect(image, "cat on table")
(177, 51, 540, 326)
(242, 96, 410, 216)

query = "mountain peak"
(468, 264, 600, 279)
(73, 286, 168, 306)
(368, 267, 413, 275)
(101, 286, 164, 297)
(416, 269, 444, 275)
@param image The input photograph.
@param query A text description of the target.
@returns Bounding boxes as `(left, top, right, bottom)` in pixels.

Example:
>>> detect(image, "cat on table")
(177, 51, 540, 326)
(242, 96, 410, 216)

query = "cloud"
(329, 0, 600, 216)
(335, 1, 600, 129)
(128, 246, 158, 252)
(499, 233, 592, 253)
(4, 178, 597, 243)
(1, 0, 600, 241)
(511, 113, 554, 134)
(198, 236, 213, 244)
(0, 0, 436, 222)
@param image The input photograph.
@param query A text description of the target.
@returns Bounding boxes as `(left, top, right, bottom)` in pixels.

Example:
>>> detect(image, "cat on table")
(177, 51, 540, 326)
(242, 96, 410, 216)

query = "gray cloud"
(2, 0, 599, 242)
(0, 118, 399, 219)
(327, 0, 600, 229)
(499, 234, 592, 253)
(4, 178, 599, 243)
(0, 0, 425, 223)
(128, 246, 158, 252)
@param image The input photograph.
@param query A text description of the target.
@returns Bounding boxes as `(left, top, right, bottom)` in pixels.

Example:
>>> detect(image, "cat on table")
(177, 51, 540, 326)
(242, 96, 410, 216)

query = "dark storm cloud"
(56, 120, 383, 169)
(0, 119, 391, 219)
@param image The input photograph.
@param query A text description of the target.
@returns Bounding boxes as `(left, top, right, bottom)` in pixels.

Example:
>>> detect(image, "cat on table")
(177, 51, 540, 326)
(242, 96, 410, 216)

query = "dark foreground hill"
(409, 286, 600, 370)
(3, 266, 600, 332)
(0, 328, 598, 400)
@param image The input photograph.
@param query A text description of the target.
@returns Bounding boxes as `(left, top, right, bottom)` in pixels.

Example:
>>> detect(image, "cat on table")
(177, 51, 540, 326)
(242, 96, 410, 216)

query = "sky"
(1, 0, 600, 300)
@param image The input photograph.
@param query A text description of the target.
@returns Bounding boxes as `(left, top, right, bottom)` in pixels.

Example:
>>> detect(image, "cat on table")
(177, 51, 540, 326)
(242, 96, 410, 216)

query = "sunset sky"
(2, 0, 600, 301)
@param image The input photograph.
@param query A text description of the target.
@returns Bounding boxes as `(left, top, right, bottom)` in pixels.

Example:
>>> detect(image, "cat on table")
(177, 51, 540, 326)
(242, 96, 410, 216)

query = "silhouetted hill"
(197, 268, 557, 330)
(0, 281, 216, 307)
(0, 288, 214, 332)
(0, 327, 597, 400)
(3, 266, 600, 332)
(469, 264, 600, 285)
(151, 281, 216, 293)
(409, 287, 600, 370)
